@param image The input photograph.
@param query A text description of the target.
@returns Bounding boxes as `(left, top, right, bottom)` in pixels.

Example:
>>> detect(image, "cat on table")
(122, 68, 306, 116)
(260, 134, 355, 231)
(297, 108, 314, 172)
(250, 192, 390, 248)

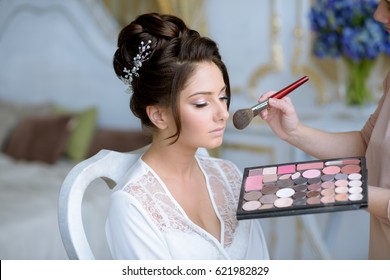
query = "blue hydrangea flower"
(309, 0, 389, 61)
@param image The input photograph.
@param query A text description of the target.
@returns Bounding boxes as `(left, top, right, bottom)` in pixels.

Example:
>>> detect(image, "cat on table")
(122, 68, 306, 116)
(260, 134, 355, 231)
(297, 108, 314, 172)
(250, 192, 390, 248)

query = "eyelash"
(194, 96, 229, 108)
(220, 96, 229, 103)
(194, 103, 207, 108)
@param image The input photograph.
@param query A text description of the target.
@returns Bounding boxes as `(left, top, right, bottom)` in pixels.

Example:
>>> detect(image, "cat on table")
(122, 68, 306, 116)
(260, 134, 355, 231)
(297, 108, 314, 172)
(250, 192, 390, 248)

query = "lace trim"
(122, 156, 243, 249)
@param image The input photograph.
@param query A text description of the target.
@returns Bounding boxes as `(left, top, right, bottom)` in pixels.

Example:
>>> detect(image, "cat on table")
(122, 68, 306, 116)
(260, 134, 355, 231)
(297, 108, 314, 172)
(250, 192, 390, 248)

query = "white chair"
(58, 146, 209, 260)
(58, 146, 148, 259)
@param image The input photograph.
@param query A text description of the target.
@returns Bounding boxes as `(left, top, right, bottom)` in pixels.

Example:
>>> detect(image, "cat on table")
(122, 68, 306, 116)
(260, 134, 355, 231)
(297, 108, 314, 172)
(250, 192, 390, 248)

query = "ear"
(146, 105, 168, 129)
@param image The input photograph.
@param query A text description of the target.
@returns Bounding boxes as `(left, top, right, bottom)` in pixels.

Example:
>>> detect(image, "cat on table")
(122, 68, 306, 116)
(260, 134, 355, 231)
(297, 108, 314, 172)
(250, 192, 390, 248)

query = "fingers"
(257, 91, 275, 120)
(258, 90, 297, 120)
(258, 91, 276, 103)
(269, 97, 295, 113)
(259, 96, 294, 120)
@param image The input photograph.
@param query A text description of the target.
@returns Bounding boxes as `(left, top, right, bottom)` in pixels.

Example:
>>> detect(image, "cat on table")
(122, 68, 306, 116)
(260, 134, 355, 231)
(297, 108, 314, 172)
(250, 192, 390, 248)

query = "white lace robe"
(105, 154, 269, 259)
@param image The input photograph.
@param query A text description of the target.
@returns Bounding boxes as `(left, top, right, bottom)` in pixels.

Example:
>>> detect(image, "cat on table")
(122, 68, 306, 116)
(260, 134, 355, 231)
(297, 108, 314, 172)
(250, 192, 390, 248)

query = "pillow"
(54, 106, 97, 161)
(0, 101, 53, 149)
(3, 115, 73, 164)
(87, 129, 152, 157)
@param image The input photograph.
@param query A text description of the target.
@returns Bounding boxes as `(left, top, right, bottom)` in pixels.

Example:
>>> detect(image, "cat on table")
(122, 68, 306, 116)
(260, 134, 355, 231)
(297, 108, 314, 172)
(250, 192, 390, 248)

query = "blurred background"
(1, 0, 388, 260)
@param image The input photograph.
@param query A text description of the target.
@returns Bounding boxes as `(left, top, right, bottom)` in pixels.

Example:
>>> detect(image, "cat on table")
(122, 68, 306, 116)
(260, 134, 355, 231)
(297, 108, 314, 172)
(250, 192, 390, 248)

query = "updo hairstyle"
(113, 13, 230, 141)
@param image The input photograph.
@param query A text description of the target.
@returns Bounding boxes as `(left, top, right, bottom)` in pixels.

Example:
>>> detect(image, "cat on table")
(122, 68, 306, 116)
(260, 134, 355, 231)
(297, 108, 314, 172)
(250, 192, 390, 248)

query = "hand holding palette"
(237, 157, 368, 220)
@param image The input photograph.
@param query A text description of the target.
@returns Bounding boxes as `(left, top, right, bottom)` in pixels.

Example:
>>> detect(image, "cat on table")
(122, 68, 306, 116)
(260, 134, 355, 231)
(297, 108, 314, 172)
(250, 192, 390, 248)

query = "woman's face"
(176, 61, 229, 150)
(374, 0, 390, 32)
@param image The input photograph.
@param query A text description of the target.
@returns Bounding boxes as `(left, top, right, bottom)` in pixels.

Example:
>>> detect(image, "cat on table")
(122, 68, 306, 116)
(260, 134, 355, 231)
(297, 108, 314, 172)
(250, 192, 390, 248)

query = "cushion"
(0, 101, 53, 150)
(87, 129, 152, 157)
(3, 115, 73, 164)
(54, 106, 98, 162)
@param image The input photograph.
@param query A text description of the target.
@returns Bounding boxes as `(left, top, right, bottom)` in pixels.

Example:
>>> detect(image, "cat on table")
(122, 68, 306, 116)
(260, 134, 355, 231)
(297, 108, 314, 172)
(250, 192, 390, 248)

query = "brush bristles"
(232, 109, 254, 130)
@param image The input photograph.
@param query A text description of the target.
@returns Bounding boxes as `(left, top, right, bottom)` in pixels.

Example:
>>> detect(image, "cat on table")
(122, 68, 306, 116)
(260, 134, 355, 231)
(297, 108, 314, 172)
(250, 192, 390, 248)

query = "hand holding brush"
(232, 76, 309, 130)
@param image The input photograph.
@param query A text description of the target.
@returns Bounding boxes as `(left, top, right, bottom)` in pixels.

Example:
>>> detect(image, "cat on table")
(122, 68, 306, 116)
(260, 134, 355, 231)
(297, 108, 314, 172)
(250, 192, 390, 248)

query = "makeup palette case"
(237, 156, 368, 220)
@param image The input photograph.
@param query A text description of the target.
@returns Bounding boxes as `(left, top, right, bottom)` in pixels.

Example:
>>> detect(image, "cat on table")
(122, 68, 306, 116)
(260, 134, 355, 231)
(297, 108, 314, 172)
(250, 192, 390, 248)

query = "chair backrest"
(58, 146, 210, 260)
(58, 146, 148, 259)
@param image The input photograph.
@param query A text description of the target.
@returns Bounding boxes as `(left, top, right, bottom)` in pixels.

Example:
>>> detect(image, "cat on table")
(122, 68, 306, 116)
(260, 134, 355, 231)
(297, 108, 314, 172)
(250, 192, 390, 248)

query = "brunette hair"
(113, 13, 231, 142)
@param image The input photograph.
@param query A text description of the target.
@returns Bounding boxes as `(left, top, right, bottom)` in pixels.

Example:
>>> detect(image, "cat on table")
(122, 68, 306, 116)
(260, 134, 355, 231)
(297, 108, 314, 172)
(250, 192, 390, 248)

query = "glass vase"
(344, 58, 375, 106)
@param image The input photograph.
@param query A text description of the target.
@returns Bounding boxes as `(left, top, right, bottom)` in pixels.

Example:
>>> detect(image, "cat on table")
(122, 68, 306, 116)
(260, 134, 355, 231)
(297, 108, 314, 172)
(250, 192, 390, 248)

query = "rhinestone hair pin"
(120, 40, 152, 91)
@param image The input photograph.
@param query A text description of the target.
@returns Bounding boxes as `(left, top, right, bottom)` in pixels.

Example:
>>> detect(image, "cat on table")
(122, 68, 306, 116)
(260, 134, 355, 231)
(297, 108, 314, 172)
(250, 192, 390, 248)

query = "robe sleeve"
(105, 190, 172, 259)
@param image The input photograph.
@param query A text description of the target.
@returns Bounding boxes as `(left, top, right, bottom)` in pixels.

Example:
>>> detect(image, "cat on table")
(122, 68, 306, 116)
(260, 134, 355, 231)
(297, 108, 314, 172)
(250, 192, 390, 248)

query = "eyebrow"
(188, 85, 227, 98)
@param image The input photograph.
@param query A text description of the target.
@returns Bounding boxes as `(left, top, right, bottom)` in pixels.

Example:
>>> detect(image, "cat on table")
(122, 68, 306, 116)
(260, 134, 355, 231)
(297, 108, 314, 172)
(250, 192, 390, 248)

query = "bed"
(0, 152, 110, 259)
(0, 0, 155, 259)
(0, 101, 151, 259)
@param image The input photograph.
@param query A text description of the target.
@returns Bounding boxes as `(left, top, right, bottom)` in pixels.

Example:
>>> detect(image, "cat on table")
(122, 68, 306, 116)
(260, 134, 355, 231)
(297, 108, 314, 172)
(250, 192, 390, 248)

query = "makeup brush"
(232, 75, 309, 130)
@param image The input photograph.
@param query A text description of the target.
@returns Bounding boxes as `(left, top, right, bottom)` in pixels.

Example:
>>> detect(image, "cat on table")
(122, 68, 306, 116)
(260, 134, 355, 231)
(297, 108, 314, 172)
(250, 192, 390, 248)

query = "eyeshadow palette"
(237, 157, 368, 220)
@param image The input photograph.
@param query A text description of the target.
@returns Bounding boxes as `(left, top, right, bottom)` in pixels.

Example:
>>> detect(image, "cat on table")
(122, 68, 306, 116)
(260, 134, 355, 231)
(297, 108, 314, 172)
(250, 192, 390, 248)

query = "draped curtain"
(102, 0, 208, 34)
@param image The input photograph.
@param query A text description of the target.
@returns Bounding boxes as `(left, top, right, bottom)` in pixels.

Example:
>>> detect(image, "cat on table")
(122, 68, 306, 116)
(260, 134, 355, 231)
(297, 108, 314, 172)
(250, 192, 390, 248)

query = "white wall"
(0, 0, 141, 129)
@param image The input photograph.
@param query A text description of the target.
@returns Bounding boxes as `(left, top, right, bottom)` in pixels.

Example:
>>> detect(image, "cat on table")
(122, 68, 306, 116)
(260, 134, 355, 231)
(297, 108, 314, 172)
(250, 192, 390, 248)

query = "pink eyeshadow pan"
(302, 169, 321, 179)
(341, 164, 361, 174)
(245, 175, 263, 191)
(342, 159, 361, 165)
(237, 156, 367, 220)
(297, 162, 323, 171)
(277, 164, 295, 175)
(321, 196, 335, 204)
(322, 165, 341, 175)
(335, 179, 348, 188)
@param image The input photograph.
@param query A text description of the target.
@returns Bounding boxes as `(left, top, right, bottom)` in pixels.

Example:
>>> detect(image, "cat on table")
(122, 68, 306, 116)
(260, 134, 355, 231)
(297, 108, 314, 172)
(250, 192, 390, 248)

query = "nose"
(214, 101, 229, 122)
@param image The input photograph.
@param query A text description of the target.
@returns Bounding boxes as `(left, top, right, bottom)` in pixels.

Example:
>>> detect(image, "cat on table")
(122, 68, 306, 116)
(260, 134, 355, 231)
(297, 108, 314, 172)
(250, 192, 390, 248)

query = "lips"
(209, 127, 225, 134)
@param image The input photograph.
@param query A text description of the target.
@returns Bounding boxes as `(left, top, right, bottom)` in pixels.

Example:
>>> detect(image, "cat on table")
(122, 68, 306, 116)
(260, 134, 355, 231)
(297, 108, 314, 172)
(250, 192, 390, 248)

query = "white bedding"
(0, 154, 112, 259)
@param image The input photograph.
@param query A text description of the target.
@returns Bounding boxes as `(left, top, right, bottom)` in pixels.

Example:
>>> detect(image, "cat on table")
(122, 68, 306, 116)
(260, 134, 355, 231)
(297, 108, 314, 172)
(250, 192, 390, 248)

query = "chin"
(203, 139, 224, 150)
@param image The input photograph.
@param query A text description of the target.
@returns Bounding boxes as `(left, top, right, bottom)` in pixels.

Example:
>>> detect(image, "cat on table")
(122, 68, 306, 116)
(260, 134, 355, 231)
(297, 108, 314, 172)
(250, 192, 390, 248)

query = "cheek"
(180, 109, 210, 133)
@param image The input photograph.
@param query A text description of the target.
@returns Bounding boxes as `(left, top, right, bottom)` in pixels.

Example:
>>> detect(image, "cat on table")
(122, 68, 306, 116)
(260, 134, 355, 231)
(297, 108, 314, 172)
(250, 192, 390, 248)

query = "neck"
(142, 139, 199, 177)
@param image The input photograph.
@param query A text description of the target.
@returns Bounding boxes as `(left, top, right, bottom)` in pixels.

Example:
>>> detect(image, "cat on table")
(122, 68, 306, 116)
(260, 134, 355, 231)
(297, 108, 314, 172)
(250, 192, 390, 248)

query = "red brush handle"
(271, 76, 309, 99)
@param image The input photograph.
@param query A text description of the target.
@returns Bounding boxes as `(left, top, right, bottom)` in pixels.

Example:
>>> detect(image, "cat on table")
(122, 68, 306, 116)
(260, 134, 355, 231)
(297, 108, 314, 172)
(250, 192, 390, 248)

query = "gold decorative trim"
(156, 0, 174, 14)
(247, 0, 284, 100)
(291, 0, 325, 105)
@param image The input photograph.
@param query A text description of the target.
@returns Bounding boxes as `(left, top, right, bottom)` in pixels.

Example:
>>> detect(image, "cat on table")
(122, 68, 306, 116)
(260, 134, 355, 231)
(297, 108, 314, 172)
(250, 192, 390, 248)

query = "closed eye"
(194, 102, 208, 108)
(220, 96, 229, 103)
